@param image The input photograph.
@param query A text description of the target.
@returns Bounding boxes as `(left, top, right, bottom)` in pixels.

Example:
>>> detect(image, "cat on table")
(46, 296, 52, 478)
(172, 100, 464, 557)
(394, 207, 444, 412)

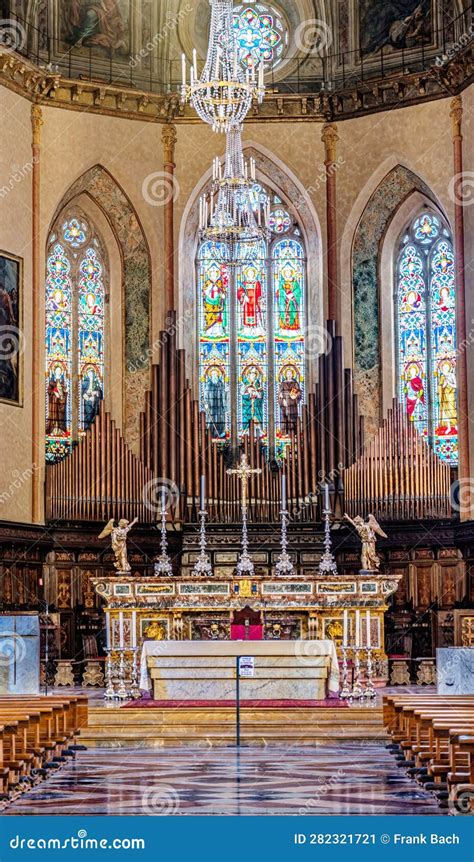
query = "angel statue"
(344, 513, 387, 572)
(98, 517, 138, 573)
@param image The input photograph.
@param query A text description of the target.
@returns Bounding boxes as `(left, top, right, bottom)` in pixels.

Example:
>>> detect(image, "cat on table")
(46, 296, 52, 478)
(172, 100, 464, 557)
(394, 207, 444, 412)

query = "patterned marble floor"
(3, 744, 444, 816)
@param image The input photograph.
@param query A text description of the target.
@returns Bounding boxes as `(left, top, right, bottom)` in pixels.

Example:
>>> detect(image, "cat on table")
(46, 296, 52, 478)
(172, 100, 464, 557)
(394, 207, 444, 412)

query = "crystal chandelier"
(181, 0, 265, 133)
(199, 124, 270, 251)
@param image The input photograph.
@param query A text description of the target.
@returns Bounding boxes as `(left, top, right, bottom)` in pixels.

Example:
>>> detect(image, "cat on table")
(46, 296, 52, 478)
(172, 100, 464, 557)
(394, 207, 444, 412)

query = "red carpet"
(122, 698, 347, 708)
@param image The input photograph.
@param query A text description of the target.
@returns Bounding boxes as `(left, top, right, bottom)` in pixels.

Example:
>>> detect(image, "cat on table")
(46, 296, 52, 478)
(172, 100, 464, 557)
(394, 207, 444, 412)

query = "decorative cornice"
(0, 43, 472, 124)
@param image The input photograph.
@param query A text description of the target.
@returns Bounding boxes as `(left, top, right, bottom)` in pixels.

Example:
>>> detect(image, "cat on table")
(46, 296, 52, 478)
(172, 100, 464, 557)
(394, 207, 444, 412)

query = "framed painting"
(0, 251, 23, 406)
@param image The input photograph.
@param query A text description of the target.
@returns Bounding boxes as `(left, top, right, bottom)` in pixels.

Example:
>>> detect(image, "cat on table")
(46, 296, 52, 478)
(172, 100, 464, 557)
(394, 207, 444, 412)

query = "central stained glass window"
(197, 188, 306, 451)
(396, 210, 457, 465)
(233, 3, 287, 69)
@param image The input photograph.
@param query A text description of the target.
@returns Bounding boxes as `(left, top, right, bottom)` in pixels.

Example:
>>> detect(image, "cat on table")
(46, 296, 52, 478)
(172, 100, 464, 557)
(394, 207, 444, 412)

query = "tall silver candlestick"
(236, 504, 254, 576)
(364, 647, 376, 699)
(318, 485, 338, 576)
(115, 648, 129, 700)
(154, 504, 173, 576)
(129, 647, 141, 699)
(351, 646, 364, 699)
(104, 648, 116, 701)
(276, 474, 293, 576)
(340, 646, 351, 698)
(192, 507, 213, 576)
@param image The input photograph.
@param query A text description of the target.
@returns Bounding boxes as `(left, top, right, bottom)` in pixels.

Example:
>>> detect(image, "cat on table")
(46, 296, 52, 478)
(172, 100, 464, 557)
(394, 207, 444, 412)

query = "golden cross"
(227, 453, 262, 508)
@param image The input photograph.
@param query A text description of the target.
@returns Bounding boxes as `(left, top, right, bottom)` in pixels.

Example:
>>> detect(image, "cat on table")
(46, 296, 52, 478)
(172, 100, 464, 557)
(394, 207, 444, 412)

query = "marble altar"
(140, 639, 339, 700)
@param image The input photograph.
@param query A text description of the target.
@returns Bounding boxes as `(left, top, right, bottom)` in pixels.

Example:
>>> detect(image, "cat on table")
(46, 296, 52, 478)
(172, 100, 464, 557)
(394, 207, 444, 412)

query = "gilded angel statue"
(98, 517, 138, 573)
(344, 513, 387, 572)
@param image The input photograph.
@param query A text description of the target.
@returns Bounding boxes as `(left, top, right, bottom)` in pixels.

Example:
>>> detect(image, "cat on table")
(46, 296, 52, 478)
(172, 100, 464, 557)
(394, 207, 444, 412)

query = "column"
(161, 123, 177, 312)
(321, 122, 339, 325)
(31, 104, 43, 523)
(450, 96, 471, 521)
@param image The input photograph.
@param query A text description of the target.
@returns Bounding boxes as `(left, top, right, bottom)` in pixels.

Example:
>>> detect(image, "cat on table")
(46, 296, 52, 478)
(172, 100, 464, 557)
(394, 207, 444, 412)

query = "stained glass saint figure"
(46, 364, 69, 435)
(81, 365, 103, 430)
(238, 265, 263, 334)
(204, 365, 227, 438)
(203, 262, 227, 337)
(278, 262, 301, 332)
(241, 365, 264, 433)
(278, 365, 302, 434)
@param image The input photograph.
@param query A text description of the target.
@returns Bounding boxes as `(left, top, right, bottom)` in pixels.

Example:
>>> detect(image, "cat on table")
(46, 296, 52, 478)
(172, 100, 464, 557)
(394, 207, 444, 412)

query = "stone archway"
(50, 165, 151, 446)
(352, 165, 435, 438)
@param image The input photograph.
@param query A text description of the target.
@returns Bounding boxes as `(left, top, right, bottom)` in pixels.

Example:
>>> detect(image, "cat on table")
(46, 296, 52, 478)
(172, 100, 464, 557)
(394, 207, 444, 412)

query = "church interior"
(0, 0, 473, 818)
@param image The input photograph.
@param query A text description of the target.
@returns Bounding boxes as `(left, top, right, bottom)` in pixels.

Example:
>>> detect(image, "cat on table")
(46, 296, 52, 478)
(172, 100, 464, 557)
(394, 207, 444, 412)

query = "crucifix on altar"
(227, 453, 262, 576)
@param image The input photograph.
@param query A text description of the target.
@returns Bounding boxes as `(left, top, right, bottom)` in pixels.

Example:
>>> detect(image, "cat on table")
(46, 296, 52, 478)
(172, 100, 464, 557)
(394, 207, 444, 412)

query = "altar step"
(81, 706, 386, 747)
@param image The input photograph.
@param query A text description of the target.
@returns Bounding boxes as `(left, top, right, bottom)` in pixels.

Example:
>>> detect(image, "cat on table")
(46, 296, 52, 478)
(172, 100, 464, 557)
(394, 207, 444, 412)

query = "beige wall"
(0, 81, 472, 524)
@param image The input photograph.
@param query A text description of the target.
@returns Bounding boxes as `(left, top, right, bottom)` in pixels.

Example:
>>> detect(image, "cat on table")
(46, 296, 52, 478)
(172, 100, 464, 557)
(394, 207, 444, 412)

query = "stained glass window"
(45, 214, 106, 462)
(269, 208, 291, 234)
(197, 189, 306, 450)
(274, 237, 305, 443)
(233, 3, 287, 70)
(396, 210, 457, 465)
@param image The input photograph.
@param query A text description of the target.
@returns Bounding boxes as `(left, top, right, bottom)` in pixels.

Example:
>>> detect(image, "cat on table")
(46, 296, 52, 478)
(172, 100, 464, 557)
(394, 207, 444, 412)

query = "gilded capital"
(161, 123, 177, 164)
(321, 122, 339, 163)
(31, 104, 43, 148)
(450, 96, 462, 138)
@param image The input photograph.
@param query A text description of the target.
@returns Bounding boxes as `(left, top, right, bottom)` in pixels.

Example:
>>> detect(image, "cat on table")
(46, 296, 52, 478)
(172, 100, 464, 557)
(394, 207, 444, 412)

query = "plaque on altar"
(0, 613, 40, 694)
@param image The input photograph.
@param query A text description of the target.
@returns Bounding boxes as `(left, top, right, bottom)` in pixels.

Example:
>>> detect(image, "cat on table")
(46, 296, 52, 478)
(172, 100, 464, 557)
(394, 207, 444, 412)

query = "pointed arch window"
(45, 214, 106, 463)
(396, 210, 457, 465)
(197, 189, 306, 451)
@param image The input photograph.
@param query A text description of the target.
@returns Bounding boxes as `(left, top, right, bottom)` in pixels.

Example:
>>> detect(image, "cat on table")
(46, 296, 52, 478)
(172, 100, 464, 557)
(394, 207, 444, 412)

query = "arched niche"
(350, 164, 438, 439)
(48, 165, 151, 448)
(178, 144, 322, 396)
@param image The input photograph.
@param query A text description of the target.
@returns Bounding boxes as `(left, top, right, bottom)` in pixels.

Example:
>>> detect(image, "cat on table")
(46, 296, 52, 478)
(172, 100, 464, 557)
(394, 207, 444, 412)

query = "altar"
(140, 639, 339, 701)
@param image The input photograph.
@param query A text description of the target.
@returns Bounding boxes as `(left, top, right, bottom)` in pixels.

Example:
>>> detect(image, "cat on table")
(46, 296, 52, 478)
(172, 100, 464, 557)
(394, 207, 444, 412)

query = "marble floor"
(2, 744, 444, 816)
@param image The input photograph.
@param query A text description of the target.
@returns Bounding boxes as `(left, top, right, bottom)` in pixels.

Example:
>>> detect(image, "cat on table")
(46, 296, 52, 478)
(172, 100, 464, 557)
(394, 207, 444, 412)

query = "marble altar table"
(140, 640, 339, 700)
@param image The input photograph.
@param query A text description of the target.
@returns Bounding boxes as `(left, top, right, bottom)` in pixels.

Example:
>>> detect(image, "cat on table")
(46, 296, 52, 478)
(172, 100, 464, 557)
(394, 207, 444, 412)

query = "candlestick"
(281, 473, 286, 510)
(340, 645, 351, 699)
(119, 611, 124, 650)
(364, 647, 376, 699)
(200, 475, 205, 513)
(324, 483, 330, 512)
(104, 648, 116, 701)
(352, 646, 364, 699)
(115, 648, 129, 700)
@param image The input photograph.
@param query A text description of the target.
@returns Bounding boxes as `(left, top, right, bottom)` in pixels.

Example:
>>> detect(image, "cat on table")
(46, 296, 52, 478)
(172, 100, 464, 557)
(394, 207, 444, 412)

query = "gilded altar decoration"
(344, 513, 387, 572)
(144, 621, 166, 640)
(98, 517, 138, 573)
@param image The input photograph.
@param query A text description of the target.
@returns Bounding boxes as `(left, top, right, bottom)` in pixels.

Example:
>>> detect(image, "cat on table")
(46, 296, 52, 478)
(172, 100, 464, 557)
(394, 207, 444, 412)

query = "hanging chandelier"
(199, 124, 270, 251)
(181, 0, 265, 133)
